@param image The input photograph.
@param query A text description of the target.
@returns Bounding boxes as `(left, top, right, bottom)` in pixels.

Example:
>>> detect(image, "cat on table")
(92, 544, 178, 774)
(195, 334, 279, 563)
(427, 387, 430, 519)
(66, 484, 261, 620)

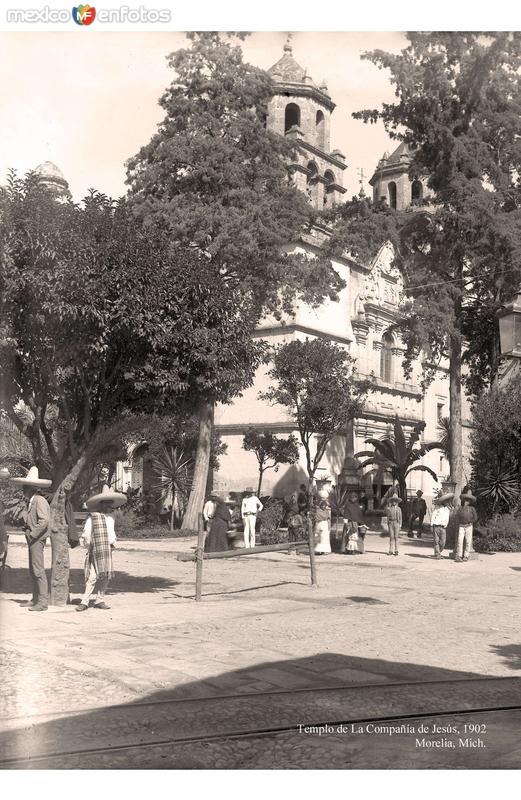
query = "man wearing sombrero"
(76, 484, 126, 612)
(431, 492, 454, 559)
(454, 490, 478, 562)
(11, 466, 52, 611)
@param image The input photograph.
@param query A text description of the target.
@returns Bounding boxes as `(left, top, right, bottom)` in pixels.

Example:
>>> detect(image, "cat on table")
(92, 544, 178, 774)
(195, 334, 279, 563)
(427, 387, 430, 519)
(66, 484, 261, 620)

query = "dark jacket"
(411, 497, 427, 516)
(343, 501, 364, 523)
(25, 494, 50, 543)
(204, 503, 231, 552)
(455, 505, 478, 526)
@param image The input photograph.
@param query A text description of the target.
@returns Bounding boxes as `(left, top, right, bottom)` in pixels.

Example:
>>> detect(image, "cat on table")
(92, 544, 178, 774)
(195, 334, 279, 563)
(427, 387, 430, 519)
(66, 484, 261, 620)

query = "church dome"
(268, 37, 316, 86)
(33, 161, 69, 190)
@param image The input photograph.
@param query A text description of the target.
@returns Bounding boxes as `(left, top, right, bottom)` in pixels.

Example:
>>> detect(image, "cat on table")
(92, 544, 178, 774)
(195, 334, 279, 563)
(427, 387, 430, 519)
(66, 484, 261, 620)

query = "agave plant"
(328, 485, 352, 536)
(355, 416, 441, 505)
(151, 447, 193, 531)
(477, 470, 521, 516)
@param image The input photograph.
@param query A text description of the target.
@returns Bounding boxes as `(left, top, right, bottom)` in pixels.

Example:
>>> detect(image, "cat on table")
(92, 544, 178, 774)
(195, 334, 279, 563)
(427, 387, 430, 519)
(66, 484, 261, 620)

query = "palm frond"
(405, 464, 439, 483)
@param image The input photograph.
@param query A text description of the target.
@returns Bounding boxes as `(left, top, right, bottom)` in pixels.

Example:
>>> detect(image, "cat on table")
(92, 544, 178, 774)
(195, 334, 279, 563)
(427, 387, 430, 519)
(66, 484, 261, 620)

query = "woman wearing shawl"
(314, 500, 331, 555)
(204, 498, 232, 552)
(76, 484, 127, 612)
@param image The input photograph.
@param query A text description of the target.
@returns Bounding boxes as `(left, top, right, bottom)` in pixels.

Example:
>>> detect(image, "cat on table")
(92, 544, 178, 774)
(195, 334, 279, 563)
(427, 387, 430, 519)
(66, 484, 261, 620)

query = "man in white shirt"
(203, 495, 216, 531)
(431, 493, 454, 558)
(241, 488, 263, 548)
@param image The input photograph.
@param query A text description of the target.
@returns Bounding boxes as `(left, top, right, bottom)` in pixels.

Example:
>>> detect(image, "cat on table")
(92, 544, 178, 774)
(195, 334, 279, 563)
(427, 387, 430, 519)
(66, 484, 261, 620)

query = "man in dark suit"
(11, 466, 52, 612)
(408, 490, 427, 538)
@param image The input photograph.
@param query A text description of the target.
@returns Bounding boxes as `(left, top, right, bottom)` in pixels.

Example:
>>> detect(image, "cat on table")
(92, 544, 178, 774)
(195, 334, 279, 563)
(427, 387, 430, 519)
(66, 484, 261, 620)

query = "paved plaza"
(1, 529, 521, 768)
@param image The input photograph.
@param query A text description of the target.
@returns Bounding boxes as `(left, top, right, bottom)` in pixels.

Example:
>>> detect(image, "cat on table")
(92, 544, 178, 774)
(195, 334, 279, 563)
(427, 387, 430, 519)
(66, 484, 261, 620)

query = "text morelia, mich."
(416, 738, 486, 749)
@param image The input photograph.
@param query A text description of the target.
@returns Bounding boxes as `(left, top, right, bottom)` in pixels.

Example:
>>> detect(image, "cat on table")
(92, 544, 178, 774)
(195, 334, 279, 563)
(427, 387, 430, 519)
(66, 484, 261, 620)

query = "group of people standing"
(3, 463, 482, 613)
(385, 486, 478, 560)
(2, 465, 126, 612)
(286, 485, 368, 557)
(202, 488, 264, 553)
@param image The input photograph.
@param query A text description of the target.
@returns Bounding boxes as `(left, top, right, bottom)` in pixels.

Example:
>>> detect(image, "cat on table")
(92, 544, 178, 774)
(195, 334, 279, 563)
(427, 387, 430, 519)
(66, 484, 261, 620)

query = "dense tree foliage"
(471, 378, 521, 516)
(260, 339, 368, 485)
(126, 32, 344, 527)
(0, 174, 263, 600)
(326, 33, 521, 498)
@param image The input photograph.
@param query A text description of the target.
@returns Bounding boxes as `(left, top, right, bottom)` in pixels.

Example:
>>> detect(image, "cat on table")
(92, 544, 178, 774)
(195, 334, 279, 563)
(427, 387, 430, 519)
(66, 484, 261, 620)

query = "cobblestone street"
(2, 530, 521, 767)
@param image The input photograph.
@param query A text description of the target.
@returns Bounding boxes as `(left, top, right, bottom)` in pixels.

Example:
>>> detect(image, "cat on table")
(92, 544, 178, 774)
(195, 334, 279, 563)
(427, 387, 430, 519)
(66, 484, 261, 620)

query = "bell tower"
(267, 36, 347, 210)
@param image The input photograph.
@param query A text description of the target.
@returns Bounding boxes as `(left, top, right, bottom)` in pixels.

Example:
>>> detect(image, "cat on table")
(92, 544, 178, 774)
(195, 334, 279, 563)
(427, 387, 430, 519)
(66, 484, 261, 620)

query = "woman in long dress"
(314, 500, 331, 555)
(204, 500, 232, 552)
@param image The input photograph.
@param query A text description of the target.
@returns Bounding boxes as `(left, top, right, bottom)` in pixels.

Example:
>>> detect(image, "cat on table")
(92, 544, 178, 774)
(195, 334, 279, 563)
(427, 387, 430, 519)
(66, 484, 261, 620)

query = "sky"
(0, 31, 407, 201)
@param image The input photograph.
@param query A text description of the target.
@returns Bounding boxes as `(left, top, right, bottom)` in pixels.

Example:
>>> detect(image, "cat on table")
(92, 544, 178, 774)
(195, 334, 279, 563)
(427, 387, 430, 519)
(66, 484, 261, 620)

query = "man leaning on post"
(11, 466, 52, 611)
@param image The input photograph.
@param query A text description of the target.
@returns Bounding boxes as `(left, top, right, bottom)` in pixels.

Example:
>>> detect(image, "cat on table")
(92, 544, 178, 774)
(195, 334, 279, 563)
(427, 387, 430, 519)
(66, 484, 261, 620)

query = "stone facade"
(213, 45, 472, 507)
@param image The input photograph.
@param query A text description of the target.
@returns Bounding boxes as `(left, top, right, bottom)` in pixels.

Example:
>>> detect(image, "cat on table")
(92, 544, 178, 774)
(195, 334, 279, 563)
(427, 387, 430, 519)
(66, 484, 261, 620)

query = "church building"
(213, 42, 472, 507)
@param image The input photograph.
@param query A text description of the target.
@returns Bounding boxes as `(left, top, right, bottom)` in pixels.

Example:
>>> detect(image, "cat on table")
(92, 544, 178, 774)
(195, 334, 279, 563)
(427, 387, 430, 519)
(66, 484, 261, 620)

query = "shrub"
(258, 498, 285, 535)
(259, 527, 290, 546)
(113, 506, 142, 532)
(473, 513, 521, 553)
(121, 526, 197, 540)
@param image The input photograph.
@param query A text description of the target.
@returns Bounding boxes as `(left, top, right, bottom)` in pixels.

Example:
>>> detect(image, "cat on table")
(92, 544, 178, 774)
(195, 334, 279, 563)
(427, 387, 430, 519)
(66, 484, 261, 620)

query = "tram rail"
(2, 675, 521, 768)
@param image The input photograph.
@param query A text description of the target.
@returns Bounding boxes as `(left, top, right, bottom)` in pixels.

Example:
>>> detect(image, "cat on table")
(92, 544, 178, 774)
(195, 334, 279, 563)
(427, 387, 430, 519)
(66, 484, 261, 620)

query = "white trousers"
(243, 515, 256, 548)
(456, 524, 474, 558)
(81, 563, 109, 605)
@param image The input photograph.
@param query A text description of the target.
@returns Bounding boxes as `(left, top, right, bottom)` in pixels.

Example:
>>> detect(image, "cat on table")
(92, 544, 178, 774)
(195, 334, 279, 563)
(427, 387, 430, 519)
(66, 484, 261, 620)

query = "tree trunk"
(49, 454, 87, 606)
(182, 399, 213, 531)
(398, 477, 409, 527)
(257, 468, 264, 498)
(170, 490, 175, 532)
(449, 334, 463, 503)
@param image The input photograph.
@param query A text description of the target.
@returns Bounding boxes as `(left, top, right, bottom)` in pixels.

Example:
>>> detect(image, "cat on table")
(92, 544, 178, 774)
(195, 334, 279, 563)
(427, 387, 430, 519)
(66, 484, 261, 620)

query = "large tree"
(260, 339, 368, 487)
(0, 174, 262, 602)
(327, 33, 521, 500)
(126, 32, 344, 528)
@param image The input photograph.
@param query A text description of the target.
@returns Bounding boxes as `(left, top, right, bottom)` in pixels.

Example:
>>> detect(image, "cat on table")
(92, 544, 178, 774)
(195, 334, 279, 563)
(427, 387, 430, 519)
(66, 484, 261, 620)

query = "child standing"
(386, 494, 402, 556)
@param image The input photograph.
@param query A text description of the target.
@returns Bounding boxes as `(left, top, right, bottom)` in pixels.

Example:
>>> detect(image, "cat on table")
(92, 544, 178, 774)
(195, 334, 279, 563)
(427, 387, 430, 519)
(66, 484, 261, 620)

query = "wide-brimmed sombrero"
(460, 491, 476, 503)
(435, 492, 455, 504)
(388, 493, 400, 503)
(10, 466, 52, 488)
(86, 484, 127, 511)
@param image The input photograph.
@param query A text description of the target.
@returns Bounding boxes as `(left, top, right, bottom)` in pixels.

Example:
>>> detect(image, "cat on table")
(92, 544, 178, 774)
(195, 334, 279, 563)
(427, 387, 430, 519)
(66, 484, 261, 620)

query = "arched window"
(316, 110, 325, 149)
(324, 170, 335, 186)
(411, 179, 423, 204)
(323, 170, 335, 208)
(285, 103, 301, 133)
(380, 332, 394, 383)
(388, 181, 397, 210)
